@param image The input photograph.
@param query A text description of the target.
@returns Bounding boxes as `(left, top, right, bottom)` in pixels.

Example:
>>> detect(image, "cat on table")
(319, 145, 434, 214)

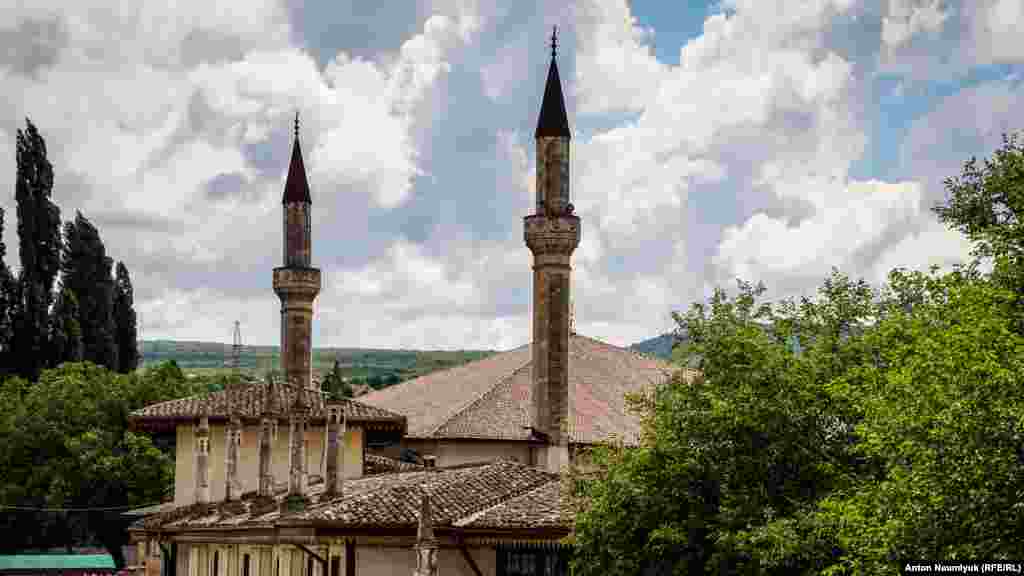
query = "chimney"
(258, 375, 279, 497)
(324, 402, 344, 498)
(412, 492, 438, 576)
(224, 415, 241, 501)
(194, 414, 211, 504)
(525, 27, 578, 474)
(288, 383, 310, 496)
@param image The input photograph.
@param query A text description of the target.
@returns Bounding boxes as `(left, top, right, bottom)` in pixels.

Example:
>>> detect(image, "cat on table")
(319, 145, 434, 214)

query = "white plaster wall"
(174, 422, 365, 505)
(436, 440, 531, 467)
(174, 426, 194, 505)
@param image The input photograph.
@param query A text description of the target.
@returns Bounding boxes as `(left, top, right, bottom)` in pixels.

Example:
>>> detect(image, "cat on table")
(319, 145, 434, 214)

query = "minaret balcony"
(273, 266, 322, 298)
(524, 214, 581, 256)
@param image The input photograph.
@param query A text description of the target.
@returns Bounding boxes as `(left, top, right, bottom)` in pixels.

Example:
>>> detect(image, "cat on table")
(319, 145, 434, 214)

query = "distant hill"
(629, 333, 677, 360)
(139, 340, 495, 391)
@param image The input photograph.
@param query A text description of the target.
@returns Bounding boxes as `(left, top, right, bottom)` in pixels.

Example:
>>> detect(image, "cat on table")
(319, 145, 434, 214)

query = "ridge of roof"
(427, 360, 532, 437)
(357, 342, 532, 437)
(358, 334, 680, 443)
(129, 381, 406, 425)
(134, 460, 567, 534)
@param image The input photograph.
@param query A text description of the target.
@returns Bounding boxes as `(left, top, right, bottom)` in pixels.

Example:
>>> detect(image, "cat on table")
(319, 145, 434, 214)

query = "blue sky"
(632, 0, 716, 65)
(1, 0, 1021, 350)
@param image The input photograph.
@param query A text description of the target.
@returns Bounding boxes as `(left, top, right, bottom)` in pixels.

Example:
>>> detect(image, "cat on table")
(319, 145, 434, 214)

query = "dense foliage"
(934, 131, 1024, 297)
(114, 262, 139, 373)
(2, 119, 138, 378)
(12, 119, 62, 381)
(0, 209, 16, 373)
(322, 359, 354, 399)
(0, 361, 205, 565)
(571, 131, 1024, 575)
(570, 267, 1024, 575)
(49, 285, 83, 365)
(61, 213, 119, 371)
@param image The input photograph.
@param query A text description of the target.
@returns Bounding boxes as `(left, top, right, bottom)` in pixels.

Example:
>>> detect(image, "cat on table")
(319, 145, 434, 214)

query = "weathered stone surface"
(273, 266, 321, 390)
(272, 267, 321, 297)
(535, 137, 570, 215)
(284, 203, 311, 267)
(526, 83, 579, 474)
(288, 413, 308, 495)
(195, 416, 211, 504)
(523, 215, 580, 256)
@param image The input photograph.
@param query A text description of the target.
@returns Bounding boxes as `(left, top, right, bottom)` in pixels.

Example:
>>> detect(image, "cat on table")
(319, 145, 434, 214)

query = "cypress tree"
(61, 213, 117, 371)
(0, 208, 17, 374)
(113, 261, 138, 373)
(322, 359, 353, 399)
(13, 118, 62, 380)
(48, 285, 83, 366)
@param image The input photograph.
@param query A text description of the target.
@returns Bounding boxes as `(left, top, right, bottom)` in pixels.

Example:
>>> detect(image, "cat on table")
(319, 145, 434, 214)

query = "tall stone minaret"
(273, 114, 322, 391)
(524, 27, 579, 474)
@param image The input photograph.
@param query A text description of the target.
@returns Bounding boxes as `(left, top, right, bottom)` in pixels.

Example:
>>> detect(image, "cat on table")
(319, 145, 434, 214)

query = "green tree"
(113, 261, 139, 373)
(367, 373, 383, 389)
(49, 285, 83, 365)
(62, 213, 118, 371)
(322, 359, 353, 399)
(571, 273, 870, 575)
(570, 267, 1024, 575)
(813, 268, 1024, 573)
(0, 361, 189, 564)
(934, 131, 1024, 298)
(13, 118, 62, 381)
(0, 208, 17, 375)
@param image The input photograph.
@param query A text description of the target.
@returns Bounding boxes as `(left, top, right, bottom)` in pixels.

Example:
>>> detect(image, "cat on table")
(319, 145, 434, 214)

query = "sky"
(0, 0, 1021, 351)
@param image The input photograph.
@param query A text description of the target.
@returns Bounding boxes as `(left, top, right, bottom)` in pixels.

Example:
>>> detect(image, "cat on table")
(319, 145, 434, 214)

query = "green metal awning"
(0, 555, 116, 571)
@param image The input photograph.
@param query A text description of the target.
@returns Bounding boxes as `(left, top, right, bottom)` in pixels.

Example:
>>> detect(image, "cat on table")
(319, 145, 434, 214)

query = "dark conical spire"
(283, 112, 312, 204)
(535, 27, 570, 139)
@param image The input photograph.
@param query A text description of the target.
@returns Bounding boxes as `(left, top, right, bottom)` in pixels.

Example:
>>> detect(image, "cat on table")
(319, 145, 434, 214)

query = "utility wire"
(0, 502, 164, 512)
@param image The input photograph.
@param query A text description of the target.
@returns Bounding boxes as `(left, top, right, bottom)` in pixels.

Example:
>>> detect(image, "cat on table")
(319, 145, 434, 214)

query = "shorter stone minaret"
(413, 492, 438, 576)
(273, 113, 322, 392)
(525, 27, 579, 474)
(324, 402, 345, 498)
(194, 412, 211, 504)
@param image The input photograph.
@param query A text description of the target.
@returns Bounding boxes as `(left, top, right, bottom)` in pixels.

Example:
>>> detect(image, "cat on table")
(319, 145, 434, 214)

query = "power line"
(0, 502, 164, 512)
(232, 320, 242, 371)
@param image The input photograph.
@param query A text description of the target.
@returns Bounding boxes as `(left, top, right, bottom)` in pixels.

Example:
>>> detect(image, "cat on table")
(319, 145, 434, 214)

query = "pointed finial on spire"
(294, 111, 300, 140)
(535, 26, 571, 139)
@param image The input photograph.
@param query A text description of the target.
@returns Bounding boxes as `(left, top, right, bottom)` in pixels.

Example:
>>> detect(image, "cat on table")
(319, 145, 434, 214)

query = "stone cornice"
(524, 214, 581, 256)
(273, 267, 322, 296)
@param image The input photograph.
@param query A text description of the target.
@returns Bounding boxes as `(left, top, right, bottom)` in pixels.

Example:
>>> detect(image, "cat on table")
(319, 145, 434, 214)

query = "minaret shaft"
(526, 35, 578, 471)
(274, 121, 321, 391)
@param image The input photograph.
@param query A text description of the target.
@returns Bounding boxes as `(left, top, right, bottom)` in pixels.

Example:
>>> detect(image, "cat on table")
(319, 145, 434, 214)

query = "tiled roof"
(129, 382, 405, 428)
(363, 453, 427, 475)
(137, 460, 567, 533)
(359, 334, 682, 445)
(356, 344, 534, 438)
(455, 479, 566, 529)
